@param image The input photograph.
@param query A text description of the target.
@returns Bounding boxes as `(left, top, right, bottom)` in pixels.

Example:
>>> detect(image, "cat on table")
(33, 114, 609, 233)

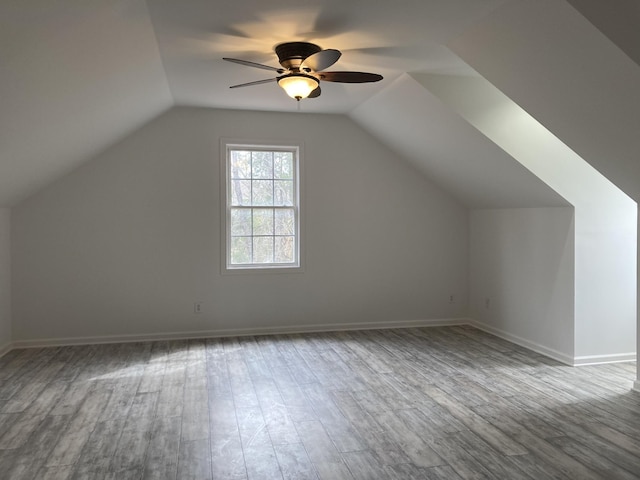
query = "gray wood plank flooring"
(0, 325, 638, 479)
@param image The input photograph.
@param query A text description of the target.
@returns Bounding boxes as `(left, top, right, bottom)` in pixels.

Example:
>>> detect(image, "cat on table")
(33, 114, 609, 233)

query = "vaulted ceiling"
(2, 0, 635, 208)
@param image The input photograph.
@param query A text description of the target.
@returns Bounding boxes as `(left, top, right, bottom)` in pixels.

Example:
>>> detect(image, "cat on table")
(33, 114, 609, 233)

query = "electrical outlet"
(449, 294, 455, 304)
(194, 302, 203, 314)
(484, 297, 491, 309)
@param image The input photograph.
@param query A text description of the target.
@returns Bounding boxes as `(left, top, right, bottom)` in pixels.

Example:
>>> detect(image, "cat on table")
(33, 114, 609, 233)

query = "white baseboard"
(469, 320, 575, 365)
(470, 320, 637, 367)
(7, 319, 637, 370)
(573, 352, 637, 366)
(11, 317, 469, 350)
(0, 342, 12, 358)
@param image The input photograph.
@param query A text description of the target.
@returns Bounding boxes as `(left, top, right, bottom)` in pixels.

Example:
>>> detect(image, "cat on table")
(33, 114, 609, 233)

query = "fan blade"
(308, 86, 321, 98)
(301, 49, 341, 72)
(223, 57, 283, 73)
(319, 71, 383, 83)
(230, 78, 277, 89)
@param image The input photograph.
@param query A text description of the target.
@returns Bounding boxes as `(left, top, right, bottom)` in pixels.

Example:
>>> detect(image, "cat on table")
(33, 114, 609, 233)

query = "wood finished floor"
(0, 326, 639, 480)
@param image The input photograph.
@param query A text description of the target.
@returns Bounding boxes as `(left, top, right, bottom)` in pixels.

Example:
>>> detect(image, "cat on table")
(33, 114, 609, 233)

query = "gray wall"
(11, 107, 469, 343)
(0, 209, 10, 351)
(469, 207, 575, 362)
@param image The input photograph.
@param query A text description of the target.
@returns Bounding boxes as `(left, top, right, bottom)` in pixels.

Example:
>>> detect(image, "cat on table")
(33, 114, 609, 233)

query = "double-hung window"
(223, 141, 301, 271)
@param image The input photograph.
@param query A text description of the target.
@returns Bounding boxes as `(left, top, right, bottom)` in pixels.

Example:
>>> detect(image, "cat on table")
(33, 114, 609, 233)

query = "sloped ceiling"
(350, 74, 566, 208)
(0, 0, 569, 209)
(450, 0, 640, 201)
(0, 0, 173, 206)
(566, 0, 640, 68)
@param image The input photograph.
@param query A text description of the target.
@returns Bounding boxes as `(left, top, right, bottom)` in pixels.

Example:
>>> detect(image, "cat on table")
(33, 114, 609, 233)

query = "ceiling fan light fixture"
(277, 73, 319, 101)
(224, 42, 383, 100)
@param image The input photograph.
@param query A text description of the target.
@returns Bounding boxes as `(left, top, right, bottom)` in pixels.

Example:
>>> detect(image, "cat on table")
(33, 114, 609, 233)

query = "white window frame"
(221, 138, 303, 273)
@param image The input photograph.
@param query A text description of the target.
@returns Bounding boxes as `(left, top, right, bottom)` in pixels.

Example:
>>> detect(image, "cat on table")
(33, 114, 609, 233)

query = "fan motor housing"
(275, 42, 321, 70)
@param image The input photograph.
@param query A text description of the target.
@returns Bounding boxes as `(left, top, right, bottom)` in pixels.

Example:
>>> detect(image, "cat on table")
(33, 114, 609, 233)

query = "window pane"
(275, 209, 295, 235)
(275, 236, 295, 263)
(252, 151, 273, 179)
(226, 144, 298, 269)
(274, 180, 293, 206)
(274, 152, 293, 179)
(231, 237, 251, 264)
(230, 209, 251, 235)
(231, 180, 251, 206)
(230, 150, 251, 179)
(253, 208, 274, 236)
(254, 237, 274, 263)
(252, 180, 273, 206)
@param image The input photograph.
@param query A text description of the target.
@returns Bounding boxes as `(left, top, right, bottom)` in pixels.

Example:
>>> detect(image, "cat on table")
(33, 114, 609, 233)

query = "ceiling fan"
(223, 41, 383, 101)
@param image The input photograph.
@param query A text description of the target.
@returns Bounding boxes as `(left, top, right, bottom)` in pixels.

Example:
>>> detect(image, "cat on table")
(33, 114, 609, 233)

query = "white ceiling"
(351, 74, 566, 209)
(0, 0, 172, 206)
(146, 0, 507, 112)
(1, 0, 570, 208)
